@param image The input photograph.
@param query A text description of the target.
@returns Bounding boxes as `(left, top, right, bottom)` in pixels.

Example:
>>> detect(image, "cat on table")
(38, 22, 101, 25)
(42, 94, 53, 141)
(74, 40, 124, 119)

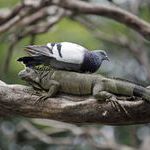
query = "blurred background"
(0, 0, 150, 149)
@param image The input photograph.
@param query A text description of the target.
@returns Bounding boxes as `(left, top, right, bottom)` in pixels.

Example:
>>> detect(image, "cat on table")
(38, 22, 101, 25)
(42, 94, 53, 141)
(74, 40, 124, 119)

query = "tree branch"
(56, 0, 150, 40)
(0, 80, 150, 125)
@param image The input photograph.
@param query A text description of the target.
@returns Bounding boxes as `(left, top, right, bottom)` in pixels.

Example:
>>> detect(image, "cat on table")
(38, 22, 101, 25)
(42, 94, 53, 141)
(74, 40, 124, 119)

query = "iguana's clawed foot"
(35, 94, 49, 105)
(106, 96, 121, 112)
(95, 91, 131, 117)
(106, 96, 131, 118)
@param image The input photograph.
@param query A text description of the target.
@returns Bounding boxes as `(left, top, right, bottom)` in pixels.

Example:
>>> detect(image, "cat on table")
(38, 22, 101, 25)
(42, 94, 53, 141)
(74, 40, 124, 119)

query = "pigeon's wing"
(49, 57, 82, 72)
(25, 45, 52, 57)
(25, 42, 88, 65)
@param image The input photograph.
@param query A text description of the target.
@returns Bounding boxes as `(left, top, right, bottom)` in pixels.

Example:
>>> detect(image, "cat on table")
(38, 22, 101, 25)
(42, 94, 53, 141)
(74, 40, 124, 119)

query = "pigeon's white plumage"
(46, 42, 87, 64)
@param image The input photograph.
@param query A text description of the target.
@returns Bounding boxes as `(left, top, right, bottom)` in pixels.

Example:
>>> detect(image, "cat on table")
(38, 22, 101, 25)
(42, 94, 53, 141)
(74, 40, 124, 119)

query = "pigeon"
(17, 42, 109, 73)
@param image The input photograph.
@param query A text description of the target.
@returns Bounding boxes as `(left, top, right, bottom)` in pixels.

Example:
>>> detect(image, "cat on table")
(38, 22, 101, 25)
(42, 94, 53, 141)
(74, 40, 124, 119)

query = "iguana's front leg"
(93, 84, 130, 117)
(36, 80, 60, 104)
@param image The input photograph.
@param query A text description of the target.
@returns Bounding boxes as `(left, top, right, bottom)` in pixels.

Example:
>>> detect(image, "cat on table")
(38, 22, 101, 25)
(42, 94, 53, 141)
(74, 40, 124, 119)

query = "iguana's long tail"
(103, 78, 150, 101)
(133, 85, 150, 101)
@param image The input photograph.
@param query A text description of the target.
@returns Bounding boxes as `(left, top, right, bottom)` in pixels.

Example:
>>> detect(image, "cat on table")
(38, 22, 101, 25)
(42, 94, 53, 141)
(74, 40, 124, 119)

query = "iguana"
(18, 67, 150, 105)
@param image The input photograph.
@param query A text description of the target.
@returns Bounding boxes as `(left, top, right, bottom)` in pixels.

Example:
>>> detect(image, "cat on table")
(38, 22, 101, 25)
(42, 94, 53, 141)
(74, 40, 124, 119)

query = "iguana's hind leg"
(35, 80, 60, 104)
(94, 91, 119, 111)
(94, 91, 131, 117)
(93, 84, 130, 117)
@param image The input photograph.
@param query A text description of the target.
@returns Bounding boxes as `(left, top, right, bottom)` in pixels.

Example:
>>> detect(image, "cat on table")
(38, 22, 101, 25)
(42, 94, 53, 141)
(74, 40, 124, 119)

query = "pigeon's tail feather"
(17, 56, 50, 67)
(25, 45, 52, 57)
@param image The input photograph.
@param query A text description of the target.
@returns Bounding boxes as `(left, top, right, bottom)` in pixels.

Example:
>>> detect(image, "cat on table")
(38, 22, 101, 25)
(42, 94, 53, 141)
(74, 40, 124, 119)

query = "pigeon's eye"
(100, 52, 105, 56)
(102, 51, 107, 56)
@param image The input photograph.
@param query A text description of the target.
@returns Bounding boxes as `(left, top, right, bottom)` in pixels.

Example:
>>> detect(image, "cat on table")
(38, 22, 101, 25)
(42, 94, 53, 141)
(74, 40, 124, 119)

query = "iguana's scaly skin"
(18, 68, 150, 103)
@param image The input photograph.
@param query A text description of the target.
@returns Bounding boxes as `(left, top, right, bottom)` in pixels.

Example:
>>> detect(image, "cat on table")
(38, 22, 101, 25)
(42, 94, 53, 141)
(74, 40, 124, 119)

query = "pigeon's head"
(92, 50, 109, 62)
(18, 67, 41, 89)
(81, 50, 109, 73)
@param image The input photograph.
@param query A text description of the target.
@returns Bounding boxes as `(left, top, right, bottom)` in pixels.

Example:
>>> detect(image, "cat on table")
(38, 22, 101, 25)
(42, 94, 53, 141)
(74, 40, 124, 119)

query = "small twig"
(30, 34, 36, 45)
(0, 7, 31, 34)
(0, 3, 25, 25)
(20, 8, 65, 36)
(17, 6, 50, 27)
(3, 34, 23, 73)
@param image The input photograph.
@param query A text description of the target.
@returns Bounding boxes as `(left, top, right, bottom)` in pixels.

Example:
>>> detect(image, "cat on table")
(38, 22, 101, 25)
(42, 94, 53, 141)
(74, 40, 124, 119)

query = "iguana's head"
(18, 67, 41, 89)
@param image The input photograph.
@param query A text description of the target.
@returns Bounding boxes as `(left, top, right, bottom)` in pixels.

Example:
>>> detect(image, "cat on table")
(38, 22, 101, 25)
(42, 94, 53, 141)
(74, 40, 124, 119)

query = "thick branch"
(0, 80, 150, 125)
(57, 0, 150, 40)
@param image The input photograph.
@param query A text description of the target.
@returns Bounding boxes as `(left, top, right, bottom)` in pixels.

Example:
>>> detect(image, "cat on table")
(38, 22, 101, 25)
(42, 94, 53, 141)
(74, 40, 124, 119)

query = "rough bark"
(0, 80, 150, 125)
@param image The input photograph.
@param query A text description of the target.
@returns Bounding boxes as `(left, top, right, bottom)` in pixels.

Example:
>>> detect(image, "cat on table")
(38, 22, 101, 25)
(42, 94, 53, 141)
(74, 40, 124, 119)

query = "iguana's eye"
(26, 70, 30, 73)
(26, 68, 31, 73)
